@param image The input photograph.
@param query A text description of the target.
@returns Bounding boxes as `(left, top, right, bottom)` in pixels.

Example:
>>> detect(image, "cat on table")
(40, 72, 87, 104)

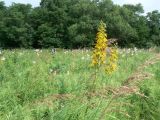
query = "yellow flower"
(105, 47, 118, 74)
(91, 21, 108, 67)
(91, 20, 118, 74)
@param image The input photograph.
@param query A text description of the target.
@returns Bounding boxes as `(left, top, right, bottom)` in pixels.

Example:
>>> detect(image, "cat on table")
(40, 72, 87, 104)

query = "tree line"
(0, 0, 160, 49)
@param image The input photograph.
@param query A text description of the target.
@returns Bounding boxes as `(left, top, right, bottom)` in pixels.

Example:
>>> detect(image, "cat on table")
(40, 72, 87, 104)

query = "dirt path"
(112, 53, 160, 96)
(99, 53, 160, 120)
(125, 53, 160, 84)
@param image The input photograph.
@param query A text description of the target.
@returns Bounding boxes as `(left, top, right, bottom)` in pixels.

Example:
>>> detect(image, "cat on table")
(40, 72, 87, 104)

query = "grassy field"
(0, 48, 160, 120)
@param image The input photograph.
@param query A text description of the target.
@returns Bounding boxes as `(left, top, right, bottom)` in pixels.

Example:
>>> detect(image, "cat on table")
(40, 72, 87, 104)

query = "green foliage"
(0, 0, 160, 48)
(0, 3, 33, 48)
(0, 49, 159, 119)
(147, 10, 160, 46)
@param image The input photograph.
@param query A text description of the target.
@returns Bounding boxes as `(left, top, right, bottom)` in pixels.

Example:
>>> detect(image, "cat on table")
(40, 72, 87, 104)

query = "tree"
(147, 10, 160, 46)
(1, 3, 33, 48)
(0, 0, 160, 48)
(0, 1, 6, 47)
(38, 0, 69, 48)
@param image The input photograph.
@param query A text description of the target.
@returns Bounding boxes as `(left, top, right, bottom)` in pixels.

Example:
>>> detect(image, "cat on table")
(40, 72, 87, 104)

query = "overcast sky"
(2, 0, 160, 13)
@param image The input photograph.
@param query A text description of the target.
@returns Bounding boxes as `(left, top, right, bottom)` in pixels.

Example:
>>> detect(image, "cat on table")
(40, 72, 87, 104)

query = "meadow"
(0, 48, 160, 120)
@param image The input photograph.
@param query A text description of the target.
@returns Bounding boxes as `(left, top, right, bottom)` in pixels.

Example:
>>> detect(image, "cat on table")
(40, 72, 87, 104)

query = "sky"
(3, 0, 41, 7)
(2, 0, 160, 13)
(113, 0, 160, 13)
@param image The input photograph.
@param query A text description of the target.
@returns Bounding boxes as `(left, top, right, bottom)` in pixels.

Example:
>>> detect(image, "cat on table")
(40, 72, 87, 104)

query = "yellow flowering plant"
(105, 46, 118, 74)
(91, 20, 118, 74)
(88, 20, 118, 92)
(91, 21, 108, 68)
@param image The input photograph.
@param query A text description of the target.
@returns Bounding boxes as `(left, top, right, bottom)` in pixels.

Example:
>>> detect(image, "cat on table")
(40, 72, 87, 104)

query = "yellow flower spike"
(91, 21, 108, 68)
(91, 20, 118, 75)
(105, 47, 118, 74)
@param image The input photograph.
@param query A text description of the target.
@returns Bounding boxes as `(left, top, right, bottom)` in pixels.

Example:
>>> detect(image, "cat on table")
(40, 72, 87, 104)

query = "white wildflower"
(19, 52, 23, 56)
(1, 57, 5, 61)
(81, 57, 85, 60)
(127, 49, 131, 54)
(134, 47, 137, 52)
(122, 54, 125, 57)
(49, 69, 53, 73)
(37, 53, 40, 56)
(87, 54, 90, 56)
(67, 71, 70, 75)
(86, 54, 90, 60)
(64, 51, 68, 54)
(131, 52, 134, 56)
(32, 61, 36, 64)
(35, 49, 39, 52)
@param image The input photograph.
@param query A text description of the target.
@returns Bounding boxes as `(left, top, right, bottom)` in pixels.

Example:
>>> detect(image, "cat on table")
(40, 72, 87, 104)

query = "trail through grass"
(0, 49, 159, 120)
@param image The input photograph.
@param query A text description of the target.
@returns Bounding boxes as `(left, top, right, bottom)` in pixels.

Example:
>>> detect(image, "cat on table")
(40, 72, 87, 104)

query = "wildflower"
(86, 50, 89, 53)
(19, 52, 23, 56)
(1, 57, 5, 61)
(105, 47, 118, 74)
(126, 49, 130, 54)
(37, 53, 40, 56)
(91, 20, 118, 75)
(35, 49, 39, 52)
(86, 54, 90, 60)
(64, 51, 68, 54)
(122, 54, 125, 57)
(67, 71, 70, 75)
(49, 69, 53, 73)
(131, 51, 134, 56)
(54, 71, 57, 75)
(35, 49, 42, 55)
(81, 57, 85, 60)
(91, 20, 108, 67)
(134, 47, 137, 52)
(32, 61, 36, 64)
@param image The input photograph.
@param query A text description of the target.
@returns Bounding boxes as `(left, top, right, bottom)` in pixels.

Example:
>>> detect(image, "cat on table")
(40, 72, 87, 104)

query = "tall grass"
(0, 49, 159, 120)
